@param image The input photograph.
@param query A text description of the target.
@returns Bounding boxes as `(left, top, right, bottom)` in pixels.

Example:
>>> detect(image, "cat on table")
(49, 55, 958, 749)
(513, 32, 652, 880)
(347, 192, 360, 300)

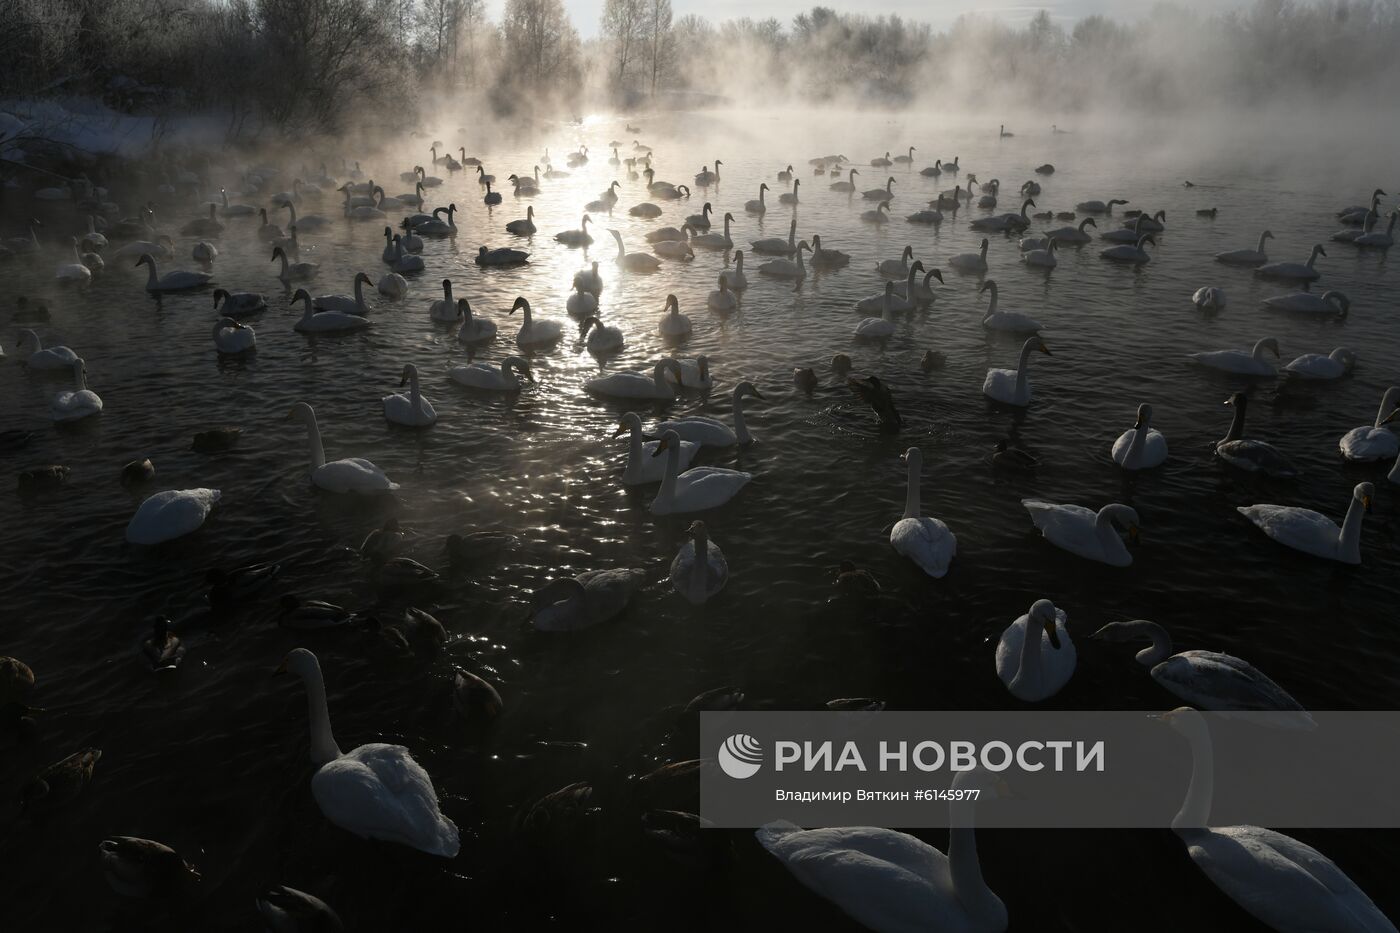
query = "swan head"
(687, 519, 708, 539)
(134, 253, 154, 269)
(1134, 403, 1153, 428)
(831, 353, 852, 374)
(793, 367, 817, 392)
(355, 272, 372, 287)
(1030, 337, 1051, 356)
(900, 446, 922, 469)
(399, 363, 418, 386)
(910, 260, 925, 275)
(613, 412, 643, 437)
(1328, 347, 1357, 370)
(664, 294, 680, 314)
(212, 288, 229, 306)
(650, 429, 684, 457)
(1355, 482, 1376, 513)
(1262, 229, 1274, 241)
(509, 296, 530, 315)
(1253, 337, 1280, 358)
(286, 401, 316, 424)
(735, 380, 764, 401)
(978, 279, 997, 296)
(505, 356, 533, 381)
(924, 267, 944, 285)
(291, 288, 312, 307)
(455, 298, 470, 320)
(1224, 391, 1247, 411)
(1028, 599, 1062, 649)
(270, 247, 286, 262)
(1321, 291, 1349, 316)
(1312, 244, 1327, 258)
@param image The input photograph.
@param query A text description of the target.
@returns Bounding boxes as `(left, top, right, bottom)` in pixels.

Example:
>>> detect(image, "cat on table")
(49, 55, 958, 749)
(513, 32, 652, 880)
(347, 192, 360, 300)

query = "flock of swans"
(4, 121, 1398, 933)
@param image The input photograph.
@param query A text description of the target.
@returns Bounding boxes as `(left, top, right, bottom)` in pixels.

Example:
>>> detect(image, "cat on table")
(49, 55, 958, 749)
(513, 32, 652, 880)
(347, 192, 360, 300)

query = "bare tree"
(603, 0, 647, 89)
(501, 0, 580, 89)
(643, 0, 672, 96)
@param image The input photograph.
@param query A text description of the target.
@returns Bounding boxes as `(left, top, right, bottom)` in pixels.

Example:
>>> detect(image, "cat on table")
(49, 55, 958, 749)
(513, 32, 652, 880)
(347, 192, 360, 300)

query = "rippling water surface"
(3, 109, 1399, 930)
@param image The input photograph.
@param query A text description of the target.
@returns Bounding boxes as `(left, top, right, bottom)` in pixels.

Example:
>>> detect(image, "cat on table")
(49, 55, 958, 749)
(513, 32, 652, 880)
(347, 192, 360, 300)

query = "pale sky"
(486, 0, 1243, 40)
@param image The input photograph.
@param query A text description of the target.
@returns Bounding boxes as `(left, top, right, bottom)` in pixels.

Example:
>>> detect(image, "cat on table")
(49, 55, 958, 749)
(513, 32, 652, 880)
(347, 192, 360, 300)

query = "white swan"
(585, 359, 684, 400)
(983, 337, 1051, 406)
(670, 520, 728, 604)
(579, 316, 623, 353)
(1284, 347, 1354, 380)
(876, 245, 915, 279)
(111, 235, 173, 262)
(453, 299, 497, 345)
(450, 356, 531, 391)
(212, 317, 256, 354)
(830, 168, 859, 192)
(614, 412, 698, 484)
(1215, 230, 1273, 265)
(277, 649, 458, 857)
(389, 237, 423, 273)
(50, 359, 104, 422)
(609, 229, 660, 272)
(893, 266, 944, 306)
(1339, 387, 1400, 461)
(555, 213, 593, 246)
(978, 280, 1042, 333)
(288, 402, 397, 493)
(378, 273, 407, 298)
(720, 251, 749, 292)
(1022, 237, 1057, 268)
(1092, 620, 1309, 718)
(1100, 234, 1155, 263)
(566, 285, 599, 323)
(860, 202, 892, 224)
(476, 245, 530, 267)
(1111, 403, 1168, 470)
(213, 289, 267, 317)
(758, 242, 810, 283)
(996, 598, 1076, 702)
(655, 294, 692, 338)
(756, 770, 1008, 933)
(292, 289, 368, 333)
(510, 296, 563, 348)
(315, 272, 372, 316)
(125, 488, 220, 545)
(744, 183, 769, 214)
(862, 176, 896, 201)
(15, 330, 79, 370)
(1044, 217, 1096, 243)
(655, 382, 765, 447)
(649, 431, 751, 515)
(1192, 287, 1226, 311)
(1163, 707, 1394, 931)
(1075, 197, 1128, 213)
(1189, 337, 1279, 376)
(1022, 500, 1139, 566)
(137, 254, 211, 292)
(1239, 482, 1372, 564)
(1256, 244, 1325, 282)
(707, 275, 739, 314)
(272, 247, 318, 283)
(574, 262, 604, 296)
(854, 283, 899, 339)
(55, 238, 91, 284)
(1263, 290, 1348, 318)
(530, 568, 647, 631)
(382, 363, 437, 427)
(889, 447, 957, 579)
(1215, 392, 1300, 477)
(750, 217, 795, 256)
(778, 178, 800, 205)
(949, 239, 989, 273)
(1356, 210, 1397, 248)
(192, 241, 218, 263)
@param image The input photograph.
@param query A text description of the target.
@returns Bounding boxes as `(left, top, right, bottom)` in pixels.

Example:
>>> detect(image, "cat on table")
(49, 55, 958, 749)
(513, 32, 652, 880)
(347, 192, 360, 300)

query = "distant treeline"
(4, 0, 1399, 135)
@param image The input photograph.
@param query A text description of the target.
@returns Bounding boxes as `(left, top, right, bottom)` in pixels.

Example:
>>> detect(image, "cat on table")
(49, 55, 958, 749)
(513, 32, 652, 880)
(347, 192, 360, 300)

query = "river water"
(2, 108, 1398, 930)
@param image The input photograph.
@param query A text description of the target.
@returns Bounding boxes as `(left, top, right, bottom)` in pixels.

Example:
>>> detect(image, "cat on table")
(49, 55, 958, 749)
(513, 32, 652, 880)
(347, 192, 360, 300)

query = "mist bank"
(3, 0, 1400, 172)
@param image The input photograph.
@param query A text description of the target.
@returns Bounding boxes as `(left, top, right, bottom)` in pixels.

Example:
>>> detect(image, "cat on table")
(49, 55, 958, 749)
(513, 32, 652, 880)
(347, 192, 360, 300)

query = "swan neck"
(145, 261, 159, 289)
(1224, 402, 1245, 443)
(1173, 721, 1214, 831)
(903, 456, 921, 519)
(689, 526, 709, 595)
(1123, 417, 1147, 468)
(303, 413, 326, 471)
(657, 441, 681, 506)
(300, 663, 343, 766)
(948, 805, 1002, 927)
(732, 388, 752, 445)
(408, 369, 423, 413)
(624, 422, 644, 480)
(1015, 341, 1035, 394)
(1338, 494, 1366, 562)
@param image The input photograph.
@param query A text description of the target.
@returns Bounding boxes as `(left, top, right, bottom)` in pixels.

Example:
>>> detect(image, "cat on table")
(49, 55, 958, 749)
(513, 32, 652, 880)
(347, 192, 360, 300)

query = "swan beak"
(1039, 343, 1052, 356)
(651, 438, 670, 457)
(1364, 495, 1374, 513)
(752, 389, 767, 401)
(611, 423, 628, 438)
(1043, 617, 1062, 650)
(1381, 408, 1400, 425)
(1128, 525, 1141, 545)
(273, 659, 288, 677)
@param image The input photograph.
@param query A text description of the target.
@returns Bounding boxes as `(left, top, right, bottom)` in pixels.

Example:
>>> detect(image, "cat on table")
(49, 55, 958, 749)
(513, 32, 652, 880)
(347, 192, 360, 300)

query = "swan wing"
(673, 467, 751, 511)
(1185, 826, 1395, 933)
(315, 458, 397, 492)
(1155, 652, 1305, 712)
(890, 517, 956, 578)
(1339, 426, 1398, 461)
(655, 418, 734, 447)
(1022, 501, 1117, 562)
(756, 823, 971, 933)
(579, 567, 646, 623)
(1216, 440, 1300, 477)
(126, 488, 220, 544)
(1237, 505, 1338, 559)
(312, 744, 459, 857)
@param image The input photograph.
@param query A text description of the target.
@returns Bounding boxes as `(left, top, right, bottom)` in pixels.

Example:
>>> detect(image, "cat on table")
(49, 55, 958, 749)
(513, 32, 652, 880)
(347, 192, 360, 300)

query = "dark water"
(2, 109, 1398, 931)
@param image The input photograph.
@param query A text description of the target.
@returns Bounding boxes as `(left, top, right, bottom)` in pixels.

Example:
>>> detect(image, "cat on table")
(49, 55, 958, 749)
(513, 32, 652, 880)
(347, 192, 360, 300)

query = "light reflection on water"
(1, 108, 1398, 929)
